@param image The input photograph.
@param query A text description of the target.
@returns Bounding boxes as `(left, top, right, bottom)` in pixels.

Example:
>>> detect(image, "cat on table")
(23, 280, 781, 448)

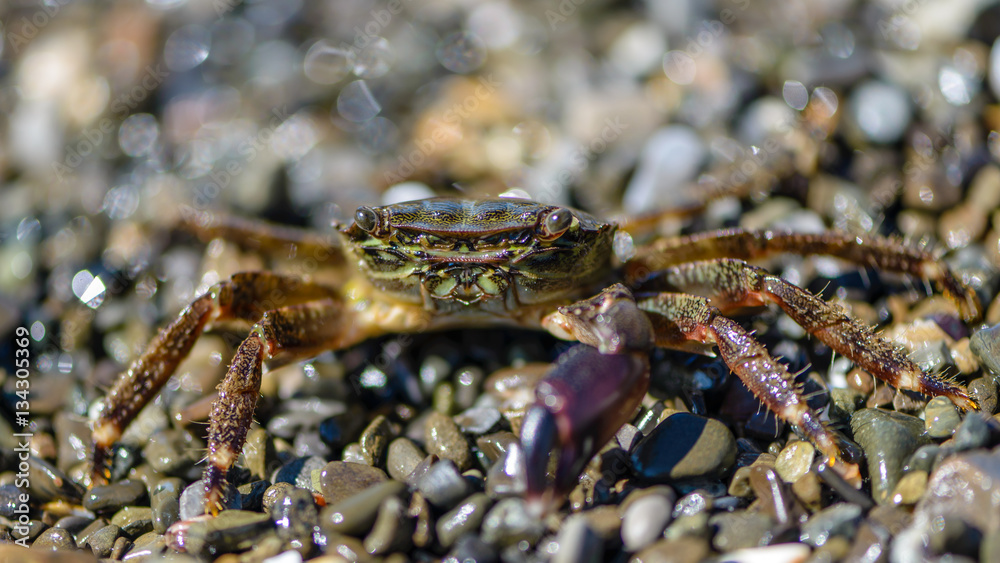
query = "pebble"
(748, 465, 802, 525)
(630, 412, 736, 482)
(319, 461, 388, 505)
(620, 487, 675, 552)
(969, 377, 999, 414)
(719, 543, 811, 563)
(446, 534, 498, 563)
(436, 493, 491, 549)
(271, 487, 318, 545)
(970, 323, 1000, 375)
(850, 79, 911, 144)
(75, 518, 108, 547)
(774, 441, 814, 483)
(165, 511, 273, 555)
(143, 429, 202, 478)
(410, 491, 433, 549)
(151, 488, 181, 534)
(262, 482, 295, 513)
(552, 514, 602, 563)
(81, 524, 122, 558)
(321, 479, 406, 536)
(84, 479, 147, 514)
(952, 411, 1000, 451)
(925, 396, 962, 438)
(485, 441, 527, 498)
(624, 126, 706, 214)
(476, 431, 518, 465)
(851, 408, 931, 504)
(0, 485, 26, 519)
(415, 459, 471, 510)
(454, 406, 503, 435)
(364, 495, 414, 555)
(359, 414, 393, 467)
(799, 502, 862, 547)
(479, 497, 544, 548)
(710, 511, 777, 551)
(237, 480, 268, 512)
(32, 526, 76, 550)
(632, 537, 710, 563)
(110, 506, 154, 538)
(271, 456, 327, 491)
(179, 479, 241, 521)
(425, 411, 474, 471)
(386, 437, 426, 481)
(242, 427, 276, 480)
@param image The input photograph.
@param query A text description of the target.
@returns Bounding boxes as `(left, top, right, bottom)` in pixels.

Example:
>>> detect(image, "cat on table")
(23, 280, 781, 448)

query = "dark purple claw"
(521, 344, 649, 512)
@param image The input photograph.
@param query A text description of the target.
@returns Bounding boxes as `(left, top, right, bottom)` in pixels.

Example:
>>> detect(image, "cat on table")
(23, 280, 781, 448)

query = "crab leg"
(91, 272, 337, 485)
(625, 229, 979, 321)
(658, 258, 976, 410)
(180, 213, 344, 264)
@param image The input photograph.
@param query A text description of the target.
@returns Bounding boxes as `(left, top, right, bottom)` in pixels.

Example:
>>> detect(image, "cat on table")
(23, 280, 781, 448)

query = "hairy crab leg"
(625, 229, 979, 321)
(659, 258, 977, 410)
(91, 272, 337, 485)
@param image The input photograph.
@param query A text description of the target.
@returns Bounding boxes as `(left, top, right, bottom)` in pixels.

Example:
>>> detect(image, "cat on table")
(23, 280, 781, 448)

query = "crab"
(89, 196, 980, 515)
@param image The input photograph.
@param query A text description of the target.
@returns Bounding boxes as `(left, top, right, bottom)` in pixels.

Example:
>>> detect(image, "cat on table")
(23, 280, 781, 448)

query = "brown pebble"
(319, 461, 388, 505)
(424, 411, 473, 471)
(359, 415, 393, 467)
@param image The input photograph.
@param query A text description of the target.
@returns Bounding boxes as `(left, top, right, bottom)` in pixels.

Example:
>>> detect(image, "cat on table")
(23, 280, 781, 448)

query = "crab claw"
(521, 344, 649, 513)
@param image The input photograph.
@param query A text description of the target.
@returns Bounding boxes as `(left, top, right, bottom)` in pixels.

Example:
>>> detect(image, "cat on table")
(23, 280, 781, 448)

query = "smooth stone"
(359, 415, 393, 467)
(341, 443, 368, 464)
(242, 427, 275, 480)
(850, 79, 911, 143)
(416, 459, 471, 510)
(74, 518, 108, 547)
(925, 396, 961, 438)
(774, 441, 814, 483)
(0, 485, 27, 519)
(164, 510, 272, 555)
(904, 444, 941, 474)
(632, 537, 710, 563)
(363, 495, 414, 555)
(151, 489, 180, 534)
(53, 515, 94, 536)
(122, 531, 161, 560)
(709, 511, 776, 551)
(891, 470, 928, 505)
(31, 527, 75, 550)
(719, 543, 811, 562)
(969, 377, 999, 414)
(917, 451, 1000, 536)
(110, 507, 154, 538)
(485, 441, 527, 498)
(143, 430, 202, 477)
(799, 502, 862, 547)
(582, 505, 622, 543)
(623, 126, 706, 214)
(476, 431, 518, 465)
(179, 479, 241, 520)
(748, 465, 801, 525)
(237, 480, 268, 512)
(970, 323, 1000, 375)
(551, 514, 602, 563)
(271, 487, 318, 544)
(410, 491, 433, 548)
(321, 479, 406, 536)
(851, 408, 931, 504)
(271, 455, 327, 490)
(263, 482, 295, 513)
(386, 438, 425, 481)
(953, 412, 1000, 451)
(480, 497, 544, 548)
(319, 461, 388, 505)
(454, 406, 503, 435)
(82, 524, 122, 558)
(630, 413, 736, 482)
(436, 493, 491, 549)
(83, 479, 147, 513)
(663, 513, 710, 541)
(621, 488, 675, 552)
(446, 534, 498, 563)
(425, 411, 474, 471)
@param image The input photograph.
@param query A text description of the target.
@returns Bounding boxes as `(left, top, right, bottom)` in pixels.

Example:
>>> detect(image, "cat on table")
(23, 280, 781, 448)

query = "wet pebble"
(970, 323, 1000, 375)
(632, 537, 710, 563)
(620, 487, 675, 552)
(84, 479, 147, 514)
(425, 411, 474, 471)
(799, 502, 862, 547)
(630, 412, 736, 482)
(386, 437, 426, 481)
(151, 487, 181, 534)
(552, 514, 602, 563)
(179, 479, 241, 521)
(143, 429, 202, 478)
(319, 461, 388, 505)
(321, 479, 406, 536)
(953, 412, 1000, 451)
(271, 487, 318, 545)
(454, 406, 503, 435)
(476, 431, 518, 465)
(436, 493, 491, 549)
(110, 506, 153, 538)
(774, 441, 814, 483)
(851, 408, 930, 504)
(262, 482, 295, 513)
(485, 441, 527, 498)
(81, 524, 121, 558)
(720, 543, 811, 562)
(749, 465, 802, 525)
(891, 470, 928, 506)
(165, 510, 273, 555)
(925, 396, 962, 438)
(416, 459, 471, 510)
(359, 414, 393, 467)
(969, 377, 999, 414)
(32, 526, 75, 550)
(709, 511, 776, 551)
(271, 455, 327, 491)
(446, 533, 498, 563)
(364, 495, 414, 555)
(480, 497, 544, 548)
(0, 484, 26, 519)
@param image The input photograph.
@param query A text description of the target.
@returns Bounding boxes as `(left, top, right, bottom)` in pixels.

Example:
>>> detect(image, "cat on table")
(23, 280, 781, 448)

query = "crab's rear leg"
(660, 258, 977, 410)
(91, 272, 338, 485)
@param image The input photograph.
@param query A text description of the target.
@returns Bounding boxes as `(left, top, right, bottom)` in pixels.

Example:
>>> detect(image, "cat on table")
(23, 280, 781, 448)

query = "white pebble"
(850, 80, 911, 144)
(621, 493, 673, 551)
(552, 514, 601, 563)
(623, 126, 705, 214)
(382, 182, 435, 205)
(718, 543, 811, 563)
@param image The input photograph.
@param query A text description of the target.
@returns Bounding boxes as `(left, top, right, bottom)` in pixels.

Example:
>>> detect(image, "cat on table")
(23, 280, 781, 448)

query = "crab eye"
(539, 208, 572, 239)
(355, 207, 379, 233)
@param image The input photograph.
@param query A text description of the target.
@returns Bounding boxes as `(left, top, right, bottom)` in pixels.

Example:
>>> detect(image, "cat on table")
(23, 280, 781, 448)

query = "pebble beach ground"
(2, 0, 1000, 562)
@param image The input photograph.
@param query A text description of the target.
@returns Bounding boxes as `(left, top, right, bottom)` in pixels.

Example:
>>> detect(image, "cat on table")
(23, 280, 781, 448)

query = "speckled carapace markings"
(90, 197, 980, 515)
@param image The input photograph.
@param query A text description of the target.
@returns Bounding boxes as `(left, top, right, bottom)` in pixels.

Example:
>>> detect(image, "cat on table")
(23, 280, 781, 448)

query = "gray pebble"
(81, 524, 122, 558)
(480, 497, 544, 548)
(416, 459, 471, 510)
(74, 518, 108, 547)
(359, 414, 393, 467)
(122, 531, 161, 560)
(904, 444, 941, 474)
(632, 537, 710, 563)
(31, 526, 75, 550)
(709, 511, 775, 551)
(969, 377, 999, 414)
(621, 488, 675, 552)
(319, 461, 388, 505)
(485, 441, 526, 499)
(271, 487, 318, 544)
(925, 396, 961, 438)
(143, 429, 202, 477)
(111, 506, 154, 538)
(799, 502, 863, 547)
(437, 492, 491, 548)
(53, 515, 93, 536)
(386, 437, 426, 481)
(84, 478, 147, 513)
(321, 479, 406, 536)
(953, 412, 1000, 451)
(850, 80, 911, 143)
(164, 510, 273, 555)
(271, 455, 327, 490)
(616, 423, 642, 452)
(151, 488, 180, 534)
(552, 514, 602, 563)
(0, 484, 27, 519)
(446, 533, 498, 563)
(476, 431, 518, 465)
(363, 494, 414, 555)
(970, 323, 1000, 375)
(454, 406, 503, 435)
(425, 411, 474, 471)
(851, 408, 930, 504)
(262, 482, 295, 513)
(179, 479, 241, 521)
